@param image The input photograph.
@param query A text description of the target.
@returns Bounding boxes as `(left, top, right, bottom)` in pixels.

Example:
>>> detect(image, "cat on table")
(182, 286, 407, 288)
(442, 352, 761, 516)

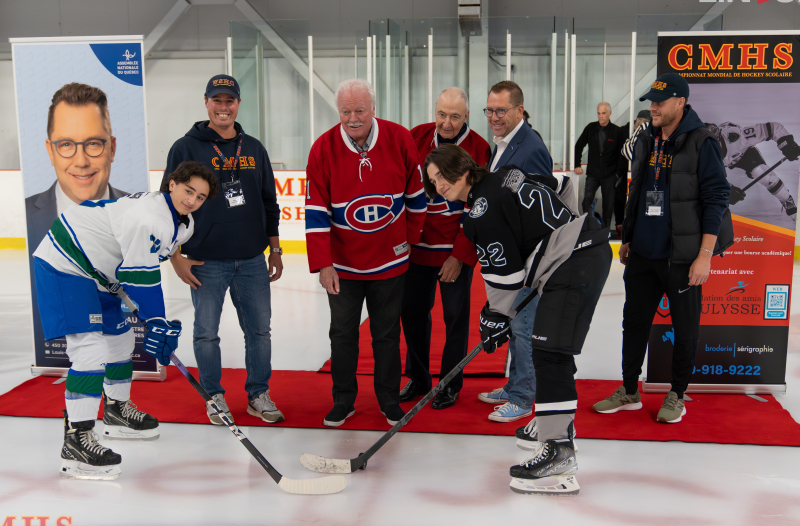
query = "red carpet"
(1, 369, 798, 446)
(318, 272, 508, 376)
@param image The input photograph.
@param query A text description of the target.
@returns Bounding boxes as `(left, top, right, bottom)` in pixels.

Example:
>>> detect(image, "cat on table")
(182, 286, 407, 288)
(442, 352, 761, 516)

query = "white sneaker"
(247, 390, 285, 423)
(207, 393, 233, 426)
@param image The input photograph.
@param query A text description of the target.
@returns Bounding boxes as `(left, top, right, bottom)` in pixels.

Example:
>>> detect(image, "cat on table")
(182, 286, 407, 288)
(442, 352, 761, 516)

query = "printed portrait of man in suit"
(25, 83, 127, 359)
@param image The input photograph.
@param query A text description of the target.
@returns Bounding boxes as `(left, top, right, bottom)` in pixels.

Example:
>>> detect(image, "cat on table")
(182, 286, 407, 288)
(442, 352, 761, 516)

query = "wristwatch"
(270, 247, 283, 255)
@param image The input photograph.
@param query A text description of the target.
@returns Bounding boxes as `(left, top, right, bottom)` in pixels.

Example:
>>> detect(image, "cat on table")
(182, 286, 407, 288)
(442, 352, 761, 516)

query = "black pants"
(400, 262, 473, 392)
(328, 274, 405, 409)
(582, 175, 615, 228)
(614, 176, 627, 228)
(530, 239, 612, 440)
(621, 253, 702, 396)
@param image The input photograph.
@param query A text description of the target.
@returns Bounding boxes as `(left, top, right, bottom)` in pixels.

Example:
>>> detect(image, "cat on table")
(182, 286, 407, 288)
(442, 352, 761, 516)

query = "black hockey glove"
(479, 302, 511, 354)
(778, 135, 800, 162)
(729, 185, 746, 206)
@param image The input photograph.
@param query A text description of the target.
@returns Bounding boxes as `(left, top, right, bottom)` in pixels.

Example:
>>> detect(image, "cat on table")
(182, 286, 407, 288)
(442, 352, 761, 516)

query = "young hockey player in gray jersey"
(33, 161, 217, 480)
(423, 144, 612, 496)
(705, 121, 800, 219)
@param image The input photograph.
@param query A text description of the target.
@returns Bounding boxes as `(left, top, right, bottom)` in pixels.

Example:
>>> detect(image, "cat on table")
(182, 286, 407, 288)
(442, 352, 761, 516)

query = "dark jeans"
(400, 262, 473, 392)
(191, 253, 273, 399)
(328, 274, 405, 408)
(614, 175, 627, 228)
(582, 175, 616, 228)
(621, 252, 702, 396)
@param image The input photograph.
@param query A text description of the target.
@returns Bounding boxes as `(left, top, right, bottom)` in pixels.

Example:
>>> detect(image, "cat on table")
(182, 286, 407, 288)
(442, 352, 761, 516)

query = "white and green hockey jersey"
(33, 191, 194, 320)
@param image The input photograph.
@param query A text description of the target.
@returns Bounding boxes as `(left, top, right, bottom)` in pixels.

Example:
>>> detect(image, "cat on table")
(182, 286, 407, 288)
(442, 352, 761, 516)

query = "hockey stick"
(115, 289, 346, 495)
(731, 157, 789, 204)
(300, 341, 485, 474)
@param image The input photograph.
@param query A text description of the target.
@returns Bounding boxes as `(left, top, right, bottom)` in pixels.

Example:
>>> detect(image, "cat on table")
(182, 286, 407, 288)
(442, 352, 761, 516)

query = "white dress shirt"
(490, 118, 526, 171)
(56, 182, 111, 216)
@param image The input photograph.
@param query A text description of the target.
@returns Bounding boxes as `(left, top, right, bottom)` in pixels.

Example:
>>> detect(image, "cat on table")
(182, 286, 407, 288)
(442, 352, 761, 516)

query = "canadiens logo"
(344, 194, 399, 233)
(426, 198, 451, 214)
(469, 197, 488, 218)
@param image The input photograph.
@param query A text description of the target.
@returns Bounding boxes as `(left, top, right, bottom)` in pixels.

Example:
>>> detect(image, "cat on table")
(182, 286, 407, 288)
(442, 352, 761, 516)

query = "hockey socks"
(61, 409, 121, 480)
(102, 391, 160, 440)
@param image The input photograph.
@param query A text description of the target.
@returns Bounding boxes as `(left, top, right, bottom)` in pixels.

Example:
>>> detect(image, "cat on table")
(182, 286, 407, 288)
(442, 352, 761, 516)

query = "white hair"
(335, 78, 376, 110)
(598, 102, 611, 113)
(438, 87, 469, 108)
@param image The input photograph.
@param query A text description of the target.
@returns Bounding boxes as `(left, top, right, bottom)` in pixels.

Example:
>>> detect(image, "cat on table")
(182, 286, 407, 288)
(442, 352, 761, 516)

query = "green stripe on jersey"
(104, 361, 133, 381)
(117, 268, 161, 287)
(50, 219, 109, 287)
(66, 371, 104, 395)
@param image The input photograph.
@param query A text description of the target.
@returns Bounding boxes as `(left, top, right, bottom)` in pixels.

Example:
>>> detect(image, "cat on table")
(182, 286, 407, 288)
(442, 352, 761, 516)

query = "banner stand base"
(31, 366, 167, 382)
(642, 379, 786, 395)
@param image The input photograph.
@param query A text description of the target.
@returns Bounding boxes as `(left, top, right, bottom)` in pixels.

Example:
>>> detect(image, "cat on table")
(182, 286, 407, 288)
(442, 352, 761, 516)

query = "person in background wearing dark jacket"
(593, 73, 732, 424)
(574, 102, 626, 229)
(162, 75, 284, 426)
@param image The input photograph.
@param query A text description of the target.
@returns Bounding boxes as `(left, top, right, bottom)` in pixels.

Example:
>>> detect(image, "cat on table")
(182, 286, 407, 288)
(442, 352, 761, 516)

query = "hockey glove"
(729, 185, 746, 206)
(143, 318, 182, 366)
(778, 135, 800, 162)
(479, 302, 511, 354)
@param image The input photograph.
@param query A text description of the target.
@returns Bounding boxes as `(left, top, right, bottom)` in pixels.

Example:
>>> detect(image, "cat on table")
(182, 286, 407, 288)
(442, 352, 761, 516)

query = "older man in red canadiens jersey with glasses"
(305, 79, 427, 428)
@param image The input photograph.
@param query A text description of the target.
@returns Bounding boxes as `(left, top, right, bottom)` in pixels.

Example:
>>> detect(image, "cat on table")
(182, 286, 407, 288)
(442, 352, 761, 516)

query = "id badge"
(646, 190, 664, 217)
(222, 180, 246, 208)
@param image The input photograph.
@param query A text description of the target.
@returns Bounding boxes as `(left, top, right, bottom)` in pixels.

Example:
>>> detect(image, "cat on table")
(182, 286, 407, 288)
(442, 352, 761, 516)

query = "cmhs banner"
(645, 31, 800, 394)
(11, 36, 160, 379)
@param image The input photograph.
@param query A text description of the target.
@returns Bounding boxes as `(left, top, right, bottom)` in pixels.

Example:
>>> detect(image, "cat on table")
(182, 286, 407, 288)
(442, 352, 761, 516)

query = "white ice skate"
(510, 475, 580, 496)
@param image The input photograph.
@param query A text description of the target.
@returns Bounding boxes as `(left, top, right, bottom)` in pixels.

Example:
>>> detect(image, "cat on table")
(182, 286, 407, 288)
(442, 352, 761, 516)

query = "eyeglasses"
(483, 106, 518, 118)
(50, 138, 108, 159)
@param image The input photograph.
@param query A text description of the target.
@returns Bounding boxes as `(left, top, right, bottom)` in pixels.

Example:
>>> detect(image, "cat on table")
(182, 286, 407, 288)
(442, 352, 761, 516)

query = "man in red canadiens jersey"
(399, 88, 491, 409)
(305, 79, 427, 427)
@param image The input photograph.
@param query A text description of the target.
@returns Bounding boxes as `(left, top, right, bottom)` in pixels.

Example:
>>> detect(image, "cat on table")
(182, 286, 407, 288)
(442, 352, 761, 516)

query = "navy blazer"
(488, 123, 553, 176)
(25, 181, 128, 351)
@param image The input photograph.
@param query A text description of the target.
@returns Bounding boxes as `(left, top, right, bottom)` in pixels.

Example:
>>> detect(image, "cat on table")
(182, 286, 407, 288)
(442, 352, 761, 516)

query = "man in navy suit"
(476, 81, 553, 430)
(486, 81, 553, 176)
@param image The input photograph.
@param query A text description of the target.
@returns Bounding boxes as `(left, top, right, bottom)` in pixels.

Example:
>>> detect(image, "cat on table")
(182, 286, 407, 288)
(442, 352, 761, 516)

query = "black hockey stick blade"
(300, 342, 485, 474)
(115, 289, 346, 494)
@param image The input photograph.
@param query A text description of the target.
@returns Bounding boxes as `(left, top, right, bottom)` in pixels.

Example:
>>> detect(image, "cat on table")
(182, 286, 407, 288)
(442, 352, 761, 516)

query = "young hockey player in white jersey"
(424, 144, 612, 496)
(32, 161, 217, 480)
(705, 121, 800, 219)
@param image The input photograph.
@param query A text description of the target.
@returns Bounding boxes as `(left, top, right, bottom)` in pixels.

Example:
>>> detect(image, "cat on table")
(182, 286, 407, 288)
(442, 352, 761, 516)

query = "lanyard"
(653, 135, 667, 191)
(212, 135, 244, 182)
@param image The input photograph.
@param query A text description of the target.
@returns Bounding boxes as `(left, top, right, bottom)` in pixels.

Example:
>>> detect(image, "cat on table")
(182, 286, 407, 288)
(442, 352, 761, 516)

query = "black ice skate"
(509, 438, 579, 496)
(784, 196, 797, 219)
(61, 409, 122, 480)
(515, 419, 578, 452)
(102, 392, 160, 440)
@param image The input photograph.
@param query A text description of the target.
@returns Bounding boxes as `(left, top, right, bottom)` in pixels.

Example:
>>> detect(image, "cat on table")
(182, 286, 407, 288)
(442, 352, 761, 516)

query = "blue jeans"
(190, 253, 272, 399)
(503, 287, 539, 409)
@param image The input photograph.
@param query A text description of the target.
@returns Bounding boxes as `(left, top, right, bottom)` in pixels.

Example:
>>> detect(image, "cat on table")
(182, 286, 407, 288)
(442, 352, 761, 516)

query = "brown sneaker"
(592, 385, 643, 414)
(656, 391, 686, 423)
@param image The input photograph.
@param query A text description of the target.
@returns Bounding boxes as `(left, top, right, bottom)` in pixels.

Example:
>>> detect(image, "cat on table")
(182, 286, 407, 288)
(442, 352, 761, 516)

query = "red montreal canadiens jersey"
(410, 123, 491, 267)
(305, 118, 427, 280)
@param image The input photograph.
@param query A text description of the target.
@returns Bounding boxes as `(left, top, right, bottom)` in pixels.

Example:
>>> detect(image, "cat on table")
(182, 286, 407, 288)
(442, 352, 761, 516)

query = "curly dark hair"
(160, 161, 219, 201)
(423, 144, 488, 199)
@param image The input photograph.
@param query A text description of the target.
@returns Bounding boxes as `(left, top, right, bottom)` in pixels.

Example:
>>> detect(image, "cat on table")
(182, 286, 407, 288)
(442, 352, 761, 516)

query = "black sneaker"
(102, 392, 159, 440)
(380, 404, 406, 425)
(323, 404, 355, 427)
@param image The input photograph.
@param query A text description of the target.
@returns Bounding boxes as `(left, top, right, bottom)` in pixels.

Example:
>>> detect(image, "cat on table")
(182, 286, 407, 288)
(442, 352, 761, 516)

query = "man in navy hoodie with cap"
(592, 73, 733, 424)
(162, 75, 284, 425)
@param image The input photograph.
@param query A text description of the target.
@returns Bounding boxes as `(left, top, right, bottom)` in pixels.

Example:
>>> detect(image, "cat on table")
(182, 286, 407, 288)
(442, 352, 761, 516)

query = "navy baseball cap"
(639, 73, 689, 103)
(205, 75, 240, 99)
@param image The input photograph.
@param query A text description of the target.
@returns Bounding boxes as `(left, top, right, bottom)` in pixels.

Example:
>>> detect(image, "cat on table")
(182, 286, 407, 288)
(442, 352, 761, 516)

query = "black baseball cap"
(639, 73, 689, 103)
(205, 75, 240, 99)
